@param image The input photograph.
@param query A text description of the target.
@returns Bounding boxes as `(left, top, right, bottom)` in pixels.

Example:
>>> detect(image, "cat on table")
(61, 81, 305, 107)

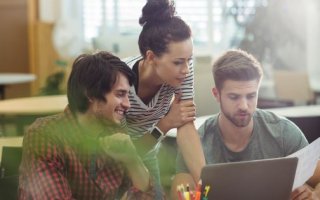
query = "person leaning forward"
(18, 51, 162, 200)
(171, 49, 320, 200)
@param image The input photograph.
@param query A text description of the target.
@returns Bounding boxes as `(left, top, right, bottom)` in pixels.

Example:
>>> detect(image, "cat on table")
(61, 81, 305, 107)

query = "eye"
(229, 94, 239, 100)
(116, 91, 127, 98)
(247, 93, 257, 99)
(173, 61, 184, 65)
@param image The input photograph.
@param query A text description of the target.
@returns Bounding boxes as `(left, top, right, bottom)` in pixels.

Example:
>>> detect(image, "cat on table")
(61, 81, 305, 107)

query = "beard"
(220, 104, 253, 128)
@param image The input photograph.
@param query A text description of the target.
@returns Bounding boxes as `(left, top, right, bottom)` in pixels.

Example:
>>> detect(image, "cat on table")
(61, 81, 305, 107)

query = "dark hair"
(212, 49, 263, 90)
(138, 0, 192, 57)
(67, 51, 136, 113)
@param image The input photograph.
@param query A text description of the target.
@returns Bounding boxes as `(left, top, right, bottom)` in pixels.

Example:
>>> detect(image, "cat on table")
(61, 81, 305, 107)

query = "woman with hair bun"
(122, 0, 205, 197)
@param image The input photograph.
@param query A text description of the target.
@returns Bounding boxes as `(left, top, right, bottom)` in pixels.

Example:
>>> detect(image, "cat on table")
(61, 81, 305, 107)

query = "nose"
(238, 97, 248, 110)
(122, 95, 131, 109)
(181, 62, 190, 75)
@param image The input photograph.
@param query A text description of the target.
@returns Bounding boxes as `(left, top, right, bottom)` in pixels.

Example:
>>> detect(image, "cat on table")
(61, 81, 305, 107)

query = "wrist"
(156, 118, 171, 133)
(150, 125, 166, 141)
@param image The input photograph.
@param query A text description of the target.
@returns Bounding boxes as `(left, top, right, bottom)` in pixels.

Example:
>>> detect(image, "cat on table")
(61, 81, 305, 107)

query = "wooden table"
(0, 73, 36, 99)
(0, 137, 23, 160)
(0, 95, 68, 135)
(267, 105, 320, 117)
(0, 95, 67, 115)
(167, 105, 320, 141)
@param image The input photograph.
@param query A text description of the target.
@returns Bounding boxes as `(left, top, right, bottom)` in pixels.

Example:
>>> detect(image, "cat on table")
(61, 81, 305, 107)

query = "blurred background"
(1, 0, 320, 115)
(1, 1, 320, 198)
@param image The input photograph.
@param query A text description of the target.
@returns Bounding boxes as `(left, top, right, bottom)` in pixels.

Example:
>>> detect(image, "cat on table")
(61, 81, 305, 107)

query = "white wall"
(194, 56, 220, 117)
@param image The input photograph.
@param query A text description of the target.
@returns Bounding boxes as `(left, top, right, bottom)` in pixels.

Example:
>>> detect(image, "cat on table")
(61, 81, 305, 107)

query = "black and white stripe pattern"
(122, 55, 194, 138)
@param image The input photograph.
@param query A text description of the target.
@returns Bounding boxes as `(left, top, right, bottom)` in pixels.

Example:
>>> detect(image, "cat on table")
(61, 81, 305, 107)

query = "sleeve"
(124, 175, 163, 200)
(176, 62, 194, 100)
(282, 119, 309, 155)
(18, 120, 73, 200)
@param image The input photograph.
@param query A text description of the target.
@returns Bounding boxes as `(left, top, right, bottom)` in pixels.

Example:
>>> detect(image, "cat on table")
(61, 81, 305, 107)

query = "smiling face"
(213, 79, 260, 127)
(89, 73, 131, 125)
(152, 38, 193, 87)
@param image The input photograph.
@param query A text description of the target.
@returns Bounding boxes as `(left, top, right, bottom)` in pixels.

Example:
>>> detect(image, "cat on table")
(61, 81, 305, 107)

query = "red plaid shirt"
(18, 109, 155, 200)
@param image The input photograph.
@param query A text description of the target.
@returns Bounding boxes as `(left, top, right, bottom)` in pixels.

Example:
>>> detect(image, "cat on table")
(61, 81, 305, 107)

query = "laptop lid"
(200, 157, 298, 200)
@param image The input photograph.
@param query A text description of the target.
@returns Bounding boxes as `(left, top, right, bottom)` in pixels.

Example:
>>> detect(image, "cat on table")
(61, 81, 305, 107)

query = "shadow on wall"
(194, 56, 220, 117)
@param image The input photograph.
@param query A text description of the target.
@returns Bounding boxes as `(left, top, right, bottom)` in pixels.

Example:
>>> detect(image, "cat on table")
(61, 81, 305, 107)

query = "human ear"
(212, 87, 220, 103)
(145, 50, 156, 61)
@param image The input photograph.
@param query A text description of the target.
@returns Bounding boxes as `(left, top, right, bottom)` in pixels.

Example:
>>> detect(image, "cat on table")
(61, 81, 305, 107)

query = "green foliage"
(39, 71, 65, 95)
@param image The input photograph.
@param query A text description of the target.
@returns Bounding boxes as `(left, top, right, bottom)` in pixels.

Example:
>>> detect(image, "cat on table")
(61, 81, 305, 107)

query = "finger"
(174, 92, 182, 103)
(290, 187, 311, 200)
(181, 115, 196, 123)
(180, 99, 195, 107)
(180, 106, 196, 113)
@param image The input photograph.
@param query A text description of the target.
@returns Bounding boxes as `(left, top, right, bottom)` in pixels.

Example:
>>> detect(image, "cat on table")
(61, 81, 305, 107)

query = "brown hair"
(212, 49, 263, 90)
(138, 0, 191, 57)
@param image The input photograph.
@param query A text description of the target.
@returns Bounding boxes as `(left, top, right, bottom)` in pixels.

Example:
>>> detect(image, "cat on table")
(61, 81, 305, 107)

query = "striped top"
(122, 56, 194, 138)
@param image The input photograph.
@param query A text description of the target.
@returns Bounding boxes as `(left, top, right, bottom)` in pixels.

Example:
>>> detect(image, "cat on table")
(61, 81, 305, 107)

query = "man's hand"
(100, 133, 151, 192)
(100, 133, 139, 164)
(290, 184, 320, 200)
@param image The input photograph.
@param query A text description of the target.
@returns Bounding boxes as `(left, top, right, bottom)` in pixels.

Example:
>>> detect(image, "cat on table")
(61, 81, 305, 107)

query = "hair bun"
(139, 0, 176, 26)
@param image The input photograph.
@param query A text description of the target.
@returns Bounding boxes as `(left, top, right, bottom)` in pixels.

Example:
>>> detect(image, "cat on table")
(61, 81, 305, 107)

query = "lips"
(115, 109, 126, 117)
(237, 113, 249, 118)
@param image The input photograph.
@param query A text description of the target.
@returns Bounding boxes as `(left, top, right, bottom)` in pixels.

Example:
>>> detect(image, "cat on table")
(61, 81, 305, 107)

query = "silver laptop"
(200, 157, 298, 200)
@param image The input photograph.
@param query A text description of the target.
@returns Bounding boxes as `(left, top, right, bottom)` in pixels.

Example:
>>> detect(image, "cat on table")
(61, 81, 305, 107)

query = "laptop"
(200, 157, 298, 200)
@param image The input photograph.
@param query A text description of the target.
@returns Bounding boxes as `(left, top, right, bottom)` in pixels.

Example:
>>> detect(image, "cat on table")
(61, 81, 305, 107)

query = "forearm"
(126, 156, 151, 191)
(314, 183, 320, 198)
(176, 122, 205, 181)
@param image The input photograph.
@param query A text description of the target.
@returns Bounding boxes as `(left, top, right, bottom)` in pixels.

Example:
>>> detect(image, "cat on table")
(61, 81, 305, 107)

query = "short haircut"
(67, 51, 136, 113)
(212, 49, 263, 90)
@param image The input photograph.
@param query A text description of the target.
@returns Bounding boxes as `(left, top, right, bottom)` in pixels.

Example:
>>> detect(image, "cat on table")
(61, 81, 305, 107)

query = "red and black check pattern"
(18, 108, 155, 200)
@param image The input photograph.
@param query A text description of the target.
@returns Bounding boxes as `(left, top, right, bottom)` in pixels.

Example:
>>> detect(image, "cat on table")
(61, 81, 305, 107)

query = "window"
(82, 0, 267, 55)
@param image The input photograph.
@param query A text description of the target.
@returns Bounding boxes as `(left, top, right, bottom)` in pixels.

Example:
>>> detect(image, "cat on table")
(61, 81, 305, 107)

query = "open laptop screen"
(200, 157, 298, 200)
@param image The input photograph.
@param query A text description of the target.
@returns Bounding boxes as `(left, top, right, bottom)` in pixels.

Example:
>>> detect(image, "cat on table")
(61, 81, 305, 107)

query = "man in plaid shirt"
(18, 51, 158, 200)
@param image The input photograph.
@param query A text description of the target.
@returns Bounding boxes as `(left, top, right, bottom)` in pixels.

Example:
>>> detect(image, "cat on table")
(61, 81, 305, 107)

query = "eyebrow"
(227, 92, 257, 96)
(115, 89, 129, 93)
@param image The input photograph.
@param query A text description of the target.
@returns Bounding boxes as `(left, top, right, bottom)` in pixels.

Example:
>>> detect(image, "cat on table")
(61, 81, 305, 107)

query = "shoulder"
(122, 55, 142, 68)
(254, 109, 303, 135)
(254, 109, 292, 125)
(25, 113, 67, 140)
(198, 114, 219, 138)
(254, 109, 308, 150)
(27, 113, 64, 131)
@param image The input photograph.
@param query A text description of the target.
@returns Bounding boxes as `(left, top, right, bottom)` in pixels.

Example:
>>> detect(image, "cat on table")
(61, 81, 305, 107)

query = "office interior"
(0, 0, 320, 198)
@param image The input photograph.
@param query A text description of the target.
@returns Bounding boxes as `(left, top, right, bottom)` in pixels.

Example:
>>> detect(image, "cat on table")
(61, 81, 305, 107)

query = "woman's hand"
(159, 93, 196, 132)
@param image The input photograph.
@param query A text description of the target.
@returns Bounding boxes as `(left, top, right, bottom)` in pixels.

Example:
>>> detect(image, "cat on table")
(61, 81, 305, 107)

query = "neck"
(137, 60, 163, 104)
(218, 113, 254, 152)
(139, 59, 162, 87)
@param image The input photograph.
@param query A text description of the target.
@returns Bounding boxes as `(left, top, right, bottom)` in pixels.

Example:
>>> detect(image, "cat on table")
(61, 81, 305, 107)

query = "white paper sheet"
(287, 137, 320, 190)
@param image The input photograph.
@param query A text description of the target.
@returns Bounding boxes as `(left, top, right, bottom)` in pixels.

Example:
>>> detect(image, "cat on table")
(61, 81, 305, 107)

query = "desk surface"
(0, 95, 68, 115)
(0, 73, 36, 85)
(267, 105, 320, 117)
(167, 105, 320, 137)
(0, 137, 23, 160)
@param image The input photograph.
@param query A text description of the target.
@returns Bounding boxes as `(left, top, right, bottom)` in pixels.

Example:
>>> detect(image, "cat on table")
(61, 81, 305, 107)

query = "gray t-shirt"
(176, 109, 309, 173)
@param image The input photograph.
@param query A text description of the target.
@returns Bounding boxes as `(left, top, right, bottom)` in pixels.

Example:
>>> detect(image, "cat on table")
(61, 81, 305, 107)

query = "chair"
(0, 146, 23, 200)
(287, 116, 320, 143)
(273, 70, 316, 105)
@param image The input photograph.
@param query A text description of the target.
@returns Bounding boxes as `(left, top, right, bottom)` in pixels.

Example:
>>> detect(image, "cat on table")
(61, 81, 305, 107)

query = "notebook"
(200, 157, 298, 200)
